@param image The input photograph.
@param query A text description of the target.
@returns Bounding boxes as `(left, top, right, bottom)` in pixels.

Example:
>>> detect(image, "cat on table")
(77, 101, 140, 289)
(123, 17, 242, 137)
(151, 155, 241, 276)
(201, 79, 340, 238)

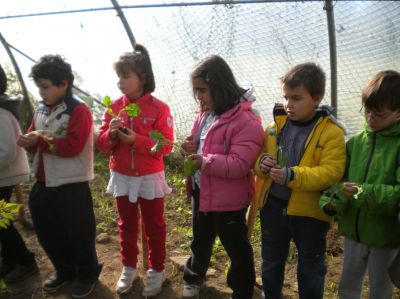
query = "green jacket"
(320, 123, 400, 248)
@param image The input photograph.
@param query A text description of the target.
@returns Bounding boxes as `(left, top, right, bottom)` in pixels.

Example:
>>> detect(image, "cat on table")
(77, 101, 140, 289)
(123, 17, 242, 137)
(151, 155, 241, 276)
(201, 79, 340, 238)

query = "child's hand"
(109, 118, 124, 140)
(181, 136, 197, 155)
(270, 167, 285, 184)
(344, 182, 357, 199)
(188, 154, 203, 170)
(17, 133, 40, 148)
(260, 156, 277, 174)
(117, 127, 136, 145)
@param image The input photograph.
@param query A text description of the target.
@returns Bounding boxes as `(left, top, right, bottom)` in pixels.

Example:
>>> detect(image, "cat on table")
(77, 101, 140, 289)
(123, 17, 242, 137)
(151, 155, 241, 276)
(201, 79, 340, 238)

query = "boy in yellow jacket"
(254, 62, 346, 299)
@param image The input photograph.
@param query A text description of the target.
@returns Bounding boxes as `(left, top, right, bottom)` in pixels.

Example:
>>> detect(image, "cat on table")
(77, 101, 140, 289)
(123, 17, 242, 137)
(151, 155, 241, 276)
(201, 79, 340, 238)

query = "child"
(96, 44, 173, 297)
(254, 62, 346, 299)
(17, 55, 102, 298)
(320, 70, 400, 298)
(0, 64, 38, 284)
(181, 55, 264, 299)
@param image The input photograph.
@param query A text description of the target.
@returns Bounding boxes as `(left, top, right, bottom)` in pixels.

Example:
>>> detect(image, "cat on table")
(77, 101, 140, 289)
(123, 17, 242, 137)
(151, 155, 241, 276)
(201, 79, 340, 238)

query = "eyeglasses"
(359, 107, 393, 121)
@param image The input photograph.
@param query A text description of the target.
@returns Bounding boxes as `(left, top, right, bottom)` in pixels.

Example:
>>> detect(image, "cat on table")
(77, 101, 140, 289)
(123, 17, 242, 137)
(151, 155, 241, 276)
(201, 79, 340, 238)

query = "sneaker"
(116, 266, 138, 294)
(72, 282, 96, 298)
(142, 269, 165, 297)
(182, 283, 200, 298)
(43, 272, 73, 293)
(3, 262, 39, 284)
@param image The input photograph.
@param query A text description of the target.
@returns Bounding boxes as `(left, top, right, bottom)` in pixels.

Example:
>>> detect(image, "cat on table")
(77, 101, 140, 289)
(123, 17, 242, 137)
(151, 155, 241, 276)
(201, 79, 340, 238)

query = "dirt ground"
(1, 196, 397, 299)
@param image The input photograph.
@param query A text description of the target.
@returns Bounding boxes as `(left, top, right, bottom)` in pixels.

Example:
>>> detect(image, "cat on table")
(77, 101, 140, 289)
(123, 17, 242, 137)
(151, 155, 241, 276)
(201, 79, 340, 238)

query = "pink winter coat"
(191, 100, 264, 212)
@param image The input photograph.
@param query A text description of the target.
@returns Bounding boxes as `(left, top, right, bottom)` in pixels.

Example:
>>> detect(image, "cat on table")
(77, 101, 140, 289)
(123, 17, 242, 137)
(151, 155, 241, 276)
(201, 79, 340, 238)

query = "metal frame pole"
(324, 0, 338, 117)
(0, 32, 33, 130)
(110, 0, 136, 48)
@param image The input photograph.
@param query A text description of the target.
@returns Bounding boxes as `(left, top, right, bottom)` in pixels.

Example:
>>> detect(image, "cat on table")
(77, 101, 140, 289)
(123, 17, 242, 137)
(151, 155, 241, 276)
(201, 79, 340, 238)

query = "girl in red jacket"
(96, 44, 173, 297)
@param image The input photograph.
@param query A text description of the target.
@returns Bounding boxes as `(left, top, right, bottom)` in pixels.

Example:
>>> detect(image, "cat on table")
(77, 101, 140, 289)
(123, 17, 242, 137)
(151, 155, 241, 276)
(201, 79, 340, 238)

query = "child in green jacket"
(320, 70, 400, 298)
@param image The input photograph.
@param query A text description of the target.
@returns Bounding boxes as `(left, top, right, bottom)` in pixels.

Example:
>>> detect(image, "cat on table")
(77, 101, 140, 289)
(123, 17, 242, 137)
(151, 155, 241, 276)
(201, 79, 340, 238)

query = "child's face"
(282, 84, 322, 122)
(192, 78, 214, 111)
(363, 107, 400, 132)
(35, 78, 68, 106)
(117, 70, 144, 99)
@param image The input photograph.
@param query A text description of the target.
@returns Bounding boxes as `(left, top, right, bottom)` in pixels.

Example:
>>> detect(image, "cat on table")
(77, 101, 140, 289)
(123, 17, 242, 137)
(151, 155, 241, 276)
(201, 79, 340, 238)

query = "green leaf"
(183, 158, 196, 176)
(322, 182, 345, 198)
(277, 146, 288, 168)
(123, 103, 141, 117)
(150, 140, 164, 153)
(103, 96, 111, 108)
(49, 144, 57, 154)
(149, 130, 165, 141)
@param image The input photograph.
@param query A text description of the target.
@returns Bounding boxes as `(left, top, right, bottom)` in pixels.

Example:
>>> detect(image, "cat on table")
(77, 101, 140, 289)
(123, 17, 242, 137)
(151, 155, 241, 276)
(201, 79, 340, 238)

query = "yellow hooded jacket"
(254, 105, 346, 222)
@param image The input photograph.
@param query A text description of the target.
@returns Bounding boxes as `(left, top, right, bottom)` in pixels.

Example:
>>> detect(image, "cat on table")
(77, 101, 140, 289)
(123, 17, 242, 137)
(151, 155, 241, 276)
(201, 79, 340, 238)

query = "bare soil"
(1, 176, 397, 299)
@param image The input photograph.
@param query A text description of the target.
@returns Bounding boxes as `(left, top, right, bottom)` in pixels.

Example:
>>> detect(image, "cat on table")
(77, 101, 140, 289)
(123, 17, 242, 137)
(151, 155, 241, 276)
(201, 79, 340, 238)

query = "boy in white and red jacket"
(18, 55, 102, 299)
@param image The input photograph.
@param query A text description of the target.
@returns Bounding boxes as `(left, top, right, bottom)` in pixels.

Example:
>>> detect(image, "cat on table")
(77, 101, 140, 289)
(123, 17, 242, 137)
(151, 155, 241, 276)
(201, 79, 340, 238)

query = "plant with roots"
(103, 96, 141, 132)
(149, 130, 196, 176)
(267, 128, 288, 168)
(322, 182, 364, 199)
(29, 126, 67, 153)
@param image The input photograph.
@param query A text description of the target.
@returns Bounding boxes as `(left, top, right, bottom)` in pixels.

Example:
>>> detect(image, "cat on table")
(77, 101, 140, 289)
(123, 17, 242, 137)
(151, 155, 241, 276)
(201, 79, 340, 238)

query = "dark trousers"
(260, 197, 329, 299)
(183, 185, 255, 299)
(29, 182, 100, 283)
(0, 186, 34, 269)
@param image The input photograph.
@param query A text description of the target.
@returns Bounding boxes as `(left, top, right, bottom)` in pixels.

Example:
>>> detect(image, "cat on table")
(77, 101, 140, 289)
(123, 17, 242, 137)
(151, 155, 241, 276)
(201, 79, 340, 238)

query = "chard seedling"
(0, 199, 21, 229)
(149, 130, 196, 176)
(277, 146, 288, 168)
(103, 96, 141, 133)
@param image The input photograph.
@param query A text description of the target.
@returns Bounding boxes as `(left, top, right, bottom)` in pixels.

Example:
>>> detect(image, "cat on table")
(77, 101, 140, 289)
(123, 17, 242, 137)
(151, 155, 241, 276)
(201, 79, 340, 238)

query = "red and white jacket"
(96, 93, 174, 176)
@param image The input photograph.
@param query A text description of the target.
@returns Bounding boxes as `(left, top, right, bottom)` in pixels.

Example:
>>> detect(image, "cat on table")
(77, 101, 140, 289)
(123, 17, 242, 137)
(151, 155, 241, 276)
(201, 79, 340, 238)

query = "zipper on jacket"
(355, 132, 376, 242)
(130, 116, 135, 171)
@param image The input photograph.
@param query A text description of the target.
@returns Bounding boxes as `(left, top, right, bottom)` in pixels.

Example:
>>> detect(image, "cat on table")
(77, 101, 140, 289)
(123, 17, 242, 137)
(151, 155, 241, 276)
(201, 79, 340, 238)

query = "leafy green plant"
(30, 126, 67, 154)
(103, 95, 141, 118)
(148, 130, 196, 177)
(277, 145, 288, 168)
(0, 199, 21, 229)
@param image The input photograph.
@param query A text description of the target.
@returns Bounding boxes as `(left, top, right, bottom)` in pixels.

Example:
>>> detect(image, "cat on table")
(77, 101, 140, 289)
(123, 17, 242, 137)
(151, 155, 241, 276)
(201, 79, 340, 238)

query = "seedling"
(103, 96, 141, 133)
(149, 130, 196, 176)
(30, 126, 67, 154)
(277, 146, 288, 168)
(0, 199, 21, 229)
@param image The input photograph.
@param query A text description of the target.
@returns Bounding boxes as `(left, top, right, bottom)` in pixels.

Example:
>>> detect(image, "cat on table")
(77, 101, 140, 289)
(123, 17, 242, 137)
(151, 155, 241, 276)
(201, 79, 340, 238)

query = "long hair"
(114, 43, 155, 93)
(190, 55, 243, 115)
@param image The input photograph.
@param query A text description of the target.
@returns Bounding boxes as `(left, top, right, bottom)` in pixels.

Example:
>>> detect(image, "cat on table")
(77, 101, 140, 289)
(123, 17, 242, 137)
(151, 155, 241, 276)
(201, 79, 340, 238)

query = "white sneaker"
(142, 269, 165, 297)
(182, 283, 200, 298)
(116, 266, 138, 294)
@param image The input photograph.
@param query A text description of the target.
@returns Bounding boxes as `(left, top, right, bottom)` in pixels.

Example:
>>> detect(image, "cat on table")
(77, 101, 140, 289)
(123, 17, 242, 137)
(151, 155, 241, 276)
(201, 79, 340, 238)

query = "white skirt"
(106, 170, 172, 203)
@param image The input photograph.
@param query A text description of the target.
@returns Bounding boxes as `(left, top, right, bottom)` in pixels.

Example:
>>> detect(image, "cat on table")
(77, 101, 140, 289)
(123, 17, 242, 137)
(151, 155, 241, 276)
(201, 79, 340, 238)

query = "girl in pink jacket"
(96, 44, 173, 297)
(181, 55, 264, 299)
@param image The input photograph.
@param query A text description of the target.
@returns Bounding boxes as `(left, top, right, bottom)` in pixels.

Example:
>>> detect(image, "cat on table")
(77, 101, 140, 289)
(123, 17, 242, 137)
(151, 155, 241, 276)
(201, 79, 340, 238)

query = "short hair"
(114, 43, 155, 93)
(362, 70, 400, 111)
(0, 64, 6, 95)
(281, 62, 326, 99)
(190, 55, 243, 115)
(30, 55, 74, 91)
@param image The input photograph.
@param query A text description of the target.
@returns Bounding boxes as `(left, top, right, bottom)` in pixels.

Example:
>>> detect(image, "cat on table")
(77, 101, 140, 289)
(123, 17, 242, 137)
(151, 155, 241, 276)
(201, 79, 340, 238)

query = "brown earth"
(1, 177, 398, 299)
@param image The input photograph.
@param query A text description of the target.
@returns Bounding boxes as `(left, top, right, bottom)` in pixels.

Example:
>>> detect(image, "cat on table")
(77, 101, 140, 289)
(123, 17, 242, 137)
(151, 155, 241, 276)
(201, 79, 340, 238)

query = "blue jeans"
(260, 196, 329, 299)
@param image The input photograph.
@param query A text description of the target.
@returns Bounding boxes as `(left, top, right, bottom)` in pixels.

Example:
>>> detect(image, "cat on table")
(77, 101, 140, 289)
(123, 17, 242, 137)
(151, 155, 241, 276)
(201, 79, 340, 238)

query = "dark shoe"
(72, 282, 96, 298)
(0, 262, 16, 278)
(43, 272, 73, 293)
(3, 262, 38, 284)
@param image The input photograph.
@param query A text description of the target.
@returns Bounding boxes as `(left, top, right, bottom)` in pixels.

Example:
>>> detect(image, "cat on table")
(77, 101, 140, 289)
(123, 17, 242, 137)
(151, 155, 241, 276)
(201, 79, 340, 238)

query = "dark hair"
(190, 55, 243, 115)
(362, 70, 400, 111)
(114, 43, 155, 93)
(281, 62, 326, 99)
(0, 64, 7, 95)
(30, 54, 74, 91)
